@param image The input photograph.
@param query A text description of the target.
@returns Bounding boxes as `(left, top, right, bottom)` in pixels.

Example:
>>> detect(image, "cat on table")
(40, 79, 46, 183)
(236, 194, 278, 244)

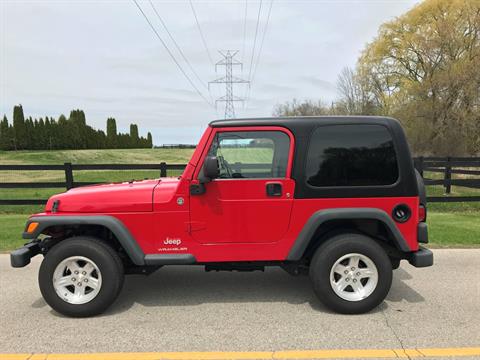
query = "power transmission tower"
(209, 50, 249, 119)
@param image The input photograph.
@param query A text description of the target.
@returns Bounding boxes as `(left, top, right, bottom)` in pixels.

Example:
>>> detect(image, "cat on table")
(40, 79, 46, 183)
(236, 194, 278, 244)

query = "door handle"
(266, 182, 282, 197)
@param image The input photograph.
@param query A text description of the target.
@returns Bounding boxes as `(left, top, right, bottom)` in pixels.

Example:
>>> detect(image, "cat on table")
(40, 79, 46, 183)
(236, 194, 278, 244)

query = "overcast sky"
(0, 0, 418, 145)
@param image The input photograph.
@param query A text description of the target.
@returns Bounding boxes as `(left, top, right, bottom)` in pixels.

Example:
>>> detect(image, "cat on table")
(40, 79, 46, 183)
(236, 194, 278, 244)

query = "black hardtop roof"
(209, 116, 400, 129)
(209, 115, 417, 199)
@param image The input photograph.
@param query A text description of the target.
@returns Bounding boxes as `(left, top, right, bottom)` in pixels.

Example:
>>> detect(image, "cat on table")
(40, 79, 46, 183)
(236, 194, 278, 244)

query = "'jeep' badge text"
(164, 238, 182, 246)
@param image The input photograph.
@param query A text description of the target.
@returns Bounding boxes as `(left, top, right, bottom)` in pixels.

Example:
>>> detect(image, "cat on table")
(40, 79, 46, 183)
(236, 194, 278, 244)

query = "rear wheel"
(39, 237, 124, 317)
(309, 233, 392, 314)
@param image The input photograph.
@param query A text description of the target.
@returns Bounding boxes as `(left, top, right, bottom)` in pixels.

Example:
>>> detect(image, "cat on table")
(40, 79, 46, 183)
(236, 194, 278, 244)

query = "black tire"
(39, 236, 124, 317)
(309, 233, 392, 314)
(391, 258, 401, 270)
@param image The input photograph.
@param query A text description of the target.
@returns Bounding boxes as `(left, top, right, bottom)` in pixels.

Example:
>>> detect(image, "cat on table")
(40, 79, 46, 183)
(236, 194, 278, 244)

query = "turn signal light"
(26, 222, 39, 233)
(419, 205, 427, 222)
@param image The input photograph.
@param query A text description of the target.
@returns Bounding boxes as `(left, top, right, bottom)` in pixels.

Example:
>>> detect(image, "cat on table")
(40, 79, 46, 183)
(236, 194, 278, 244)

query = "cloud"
(299, 76, 337, 92)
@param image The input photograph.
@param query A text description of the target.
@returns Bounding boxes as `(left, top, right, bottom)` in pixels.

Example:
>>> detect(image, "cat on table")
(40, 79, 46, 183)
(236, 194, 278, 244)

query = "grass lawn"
(1, 211, 478, 252)
(1, 214, 30, 252)
(0, 148, 194, 165)
(426, 211, 480, 247)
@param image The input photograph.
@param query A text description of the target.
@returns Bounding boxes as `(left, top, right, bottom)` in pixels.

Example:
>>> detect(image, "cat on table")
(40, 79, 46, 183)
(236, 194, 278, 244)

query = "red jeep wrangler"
(11, 116, 432, 317)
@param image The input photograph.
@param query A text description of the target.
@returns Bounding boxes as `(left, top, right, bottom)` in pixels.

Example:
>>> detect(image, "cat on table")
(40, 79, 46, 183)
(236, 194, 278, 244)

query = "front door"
(189, 127, 295, 244)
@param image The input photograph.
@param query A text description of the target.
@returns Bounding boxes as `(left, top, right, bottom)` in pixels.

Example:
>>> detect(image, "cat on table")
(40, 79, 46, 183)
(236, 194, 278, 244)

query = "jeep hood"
(45, 179, 160, 213)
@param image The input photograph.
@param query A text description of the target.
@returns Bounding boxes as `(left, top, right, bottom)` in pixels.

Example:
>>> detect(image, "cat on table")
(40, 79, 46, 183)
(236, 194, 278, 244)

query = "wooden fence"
(413, 156, 480, 202)
(0, 162, 184, 205)
(1, 157, 479, 205)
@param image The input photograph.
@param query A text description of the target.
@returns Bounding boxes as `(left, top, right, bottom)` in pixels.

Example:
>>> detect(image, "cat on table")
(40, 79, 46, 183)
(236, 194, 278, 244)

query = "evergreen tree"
(0, 115, 10, 150)
(12, 105, 26, 149)
(147, 132, 153, 148)
(24, 117, 34, 150)
(57, 114, 68, 149)
(2, 106, 151, 151)
(129, 124, 139, 148)
(106, 118, 117, 148)
(37, 118, 45, 150)
(58, 114, 67, 124)
(44, 117, 53, 150)
(68, 110, 83, 148)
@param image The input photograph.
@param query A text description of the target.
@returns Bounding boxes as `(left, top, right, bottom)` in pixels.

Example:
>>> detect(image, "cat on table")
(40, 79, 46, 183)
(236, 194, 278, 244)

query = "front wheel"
(309, 233, 392, 314)
(39, 237, 124, 317)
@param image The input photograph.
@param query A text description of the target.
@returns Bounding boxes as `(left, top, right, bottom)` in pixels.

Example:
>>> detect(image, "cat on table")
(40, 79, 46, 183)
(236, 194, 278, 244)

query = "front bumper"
(407, 246, 433, 267)
(10, 241, 42, 268)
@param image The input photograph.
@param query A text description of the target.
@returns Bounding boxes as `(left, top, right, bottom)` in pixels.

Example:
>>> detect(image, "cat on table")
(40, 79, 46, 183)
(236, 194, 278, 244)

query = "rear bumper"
(10, 241, 42, 268)
(408, 246, 433, 268)
(417, 222, 428, 243)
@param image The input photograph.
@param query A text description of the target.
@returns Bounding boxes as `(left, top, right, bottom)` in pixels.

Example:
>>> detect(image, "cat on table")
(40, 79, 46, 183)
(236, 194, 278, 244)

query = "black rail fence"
(0, 162, 185, 205)
(0, 157, 479, 205)
(413, 156, 480, 202)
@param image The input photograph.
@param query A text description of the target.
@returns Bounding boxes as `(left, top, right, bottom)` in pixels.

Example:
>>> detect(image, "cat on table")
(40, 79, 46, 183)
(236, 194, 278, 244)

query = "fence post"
(414, 156, 424, 176)
(160, 162, 167, 177)
(64, 162, 74, 190)
(444, 156, 452, 195)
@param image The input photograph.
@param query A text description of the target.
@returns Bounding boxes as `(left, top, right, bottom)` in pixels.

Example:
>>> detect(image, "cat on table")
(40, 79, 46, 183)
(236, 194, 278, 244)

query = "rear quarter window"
(306, 124, 399, 187)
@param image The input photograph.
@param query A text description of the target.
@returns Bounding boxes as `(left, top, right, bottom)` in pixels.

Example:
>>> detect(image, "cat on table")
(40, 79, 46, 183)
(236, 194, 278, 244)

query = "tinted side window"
(208, 131, 290, 179)
(306, 125, 399, 187)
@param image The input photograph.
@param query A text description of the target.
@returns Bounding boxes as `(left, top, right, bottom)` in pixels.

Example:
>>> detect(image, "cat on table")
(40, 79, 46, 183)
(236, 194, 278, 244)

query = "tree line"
(274, 0, 480, 156)
(0, 105, 153, 151)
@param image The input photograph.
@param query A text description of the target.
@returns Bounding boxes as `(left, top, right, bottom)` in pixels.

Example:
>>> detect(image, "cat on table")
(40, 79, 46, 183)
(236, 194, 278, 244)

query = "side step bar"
(144, 254, 196, 266)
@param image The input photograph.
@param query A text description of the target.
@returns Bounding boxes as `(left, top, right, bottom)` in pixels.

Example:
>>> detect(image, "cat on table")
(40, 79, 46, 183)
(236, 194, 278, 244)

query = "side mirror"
(191, 156, 219, 196)
(202, 156, 220, 181)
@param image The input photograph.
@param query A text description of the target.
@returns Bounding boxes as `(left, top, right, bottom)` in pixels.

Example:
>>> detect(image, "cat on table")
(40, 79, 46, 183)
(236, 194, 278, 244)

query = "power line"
(148, 0, 209, 91)
(247, 0, 263, 83)
(132, 0, 213, 107)
(189, 0, 214, 66)
(241, 0, 248, 68)
(251, 0, 273, 85)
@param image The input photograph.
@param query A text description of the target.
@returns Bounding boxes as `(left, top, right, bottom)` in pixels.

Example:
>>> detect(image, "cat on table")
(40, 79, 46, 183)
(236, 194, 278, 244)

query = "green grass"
(428, 198, 480, 212)
(0, 148, 194, 165)
(427, 212, 480, 247)
(0, 214, 29, 251)
(1, 211, 478, 252)
(219, 148, 274, 163)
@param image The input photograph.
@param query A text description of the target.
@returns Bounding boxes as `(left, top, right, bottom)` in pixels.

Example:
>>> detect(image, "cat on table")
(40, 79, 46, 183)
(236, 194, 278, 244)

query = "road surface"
(0, 249, 479, 358)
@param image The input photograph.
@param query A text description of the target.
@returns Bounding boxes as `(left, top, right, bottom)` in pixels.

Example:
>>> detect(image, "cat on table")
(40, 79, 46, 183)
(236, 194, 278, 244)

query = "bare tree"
(336, 67, 378, 115)
(273, 99, 333, 117)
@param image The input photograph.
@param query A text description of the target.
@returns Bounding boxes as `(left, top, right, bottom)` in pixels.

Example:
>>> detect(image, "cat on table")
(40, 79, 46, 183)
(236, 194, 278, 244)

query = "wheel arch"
(23, 215, 145, 266)
(287, 208, 410, 261)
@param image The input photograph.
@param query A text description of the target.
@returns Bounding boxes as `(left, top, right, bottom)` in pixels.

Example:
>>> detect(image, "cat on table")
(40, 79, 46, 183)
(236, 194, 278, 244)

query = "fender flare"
(23, 215, 146, 265)
(286, 208, 410, 261)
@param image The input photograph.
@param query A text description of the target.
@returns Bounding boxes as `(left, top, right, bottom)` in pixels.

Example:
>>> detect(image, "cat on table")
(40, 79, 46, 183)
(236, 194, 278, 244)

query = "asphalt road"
(0, 249, 479, 356)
